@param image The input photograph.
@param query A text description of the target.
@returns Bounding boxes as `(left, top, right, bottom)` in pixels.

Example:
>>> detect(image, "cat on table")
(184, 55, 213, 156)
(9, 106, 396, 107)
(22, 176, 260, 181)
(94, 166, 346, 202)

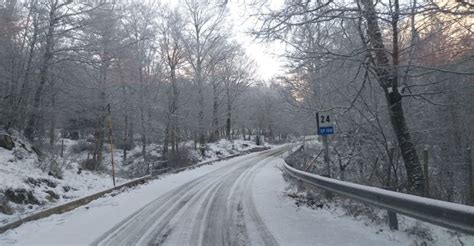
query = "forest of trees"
(0, 0, 473, 203)
(253, 0, 473, 201)
(0, 0, 302, 169)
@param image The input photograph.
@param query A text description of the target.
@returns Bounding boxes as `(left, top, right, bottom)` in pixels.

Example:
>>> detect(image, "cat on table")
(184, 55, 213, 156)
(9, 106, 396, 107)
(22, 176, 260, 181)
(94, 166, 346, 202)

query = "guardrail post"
(423, 148, 429, 197)
(388, 210, 399, 230)
(321, 174, 333, 200)
(296, 179, 304, 193)
(384, 187, 398, 230)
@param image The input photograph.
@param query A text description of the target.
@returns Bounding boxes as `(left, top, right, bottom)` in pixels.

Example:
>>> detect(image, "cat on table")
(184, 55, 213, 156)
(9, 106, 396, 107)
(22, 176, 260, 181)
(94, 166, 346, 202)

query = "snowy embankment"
(253, 158, 414, 245)
(0, 152, 266, 245)
(0, 133, 126, 227)
(284, 139, 474, 245)
(0, 129, 264, 227)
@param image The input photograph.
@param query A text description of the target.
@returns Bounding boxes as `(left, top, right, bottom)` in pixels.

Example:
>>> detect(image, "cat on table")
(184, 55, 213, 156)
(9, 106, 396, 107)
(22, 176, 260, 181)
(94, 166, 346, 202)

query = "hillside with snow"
(0, 129, 265, 227)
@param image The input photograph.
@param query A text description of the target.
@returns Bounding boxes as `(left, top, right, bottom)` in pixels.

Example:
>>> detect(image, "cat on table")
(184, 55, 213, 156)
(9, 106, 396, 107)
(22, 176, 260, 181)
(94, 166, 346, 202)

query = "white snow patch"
(0, 152, 264, 245)
(251, 158, 412, 245)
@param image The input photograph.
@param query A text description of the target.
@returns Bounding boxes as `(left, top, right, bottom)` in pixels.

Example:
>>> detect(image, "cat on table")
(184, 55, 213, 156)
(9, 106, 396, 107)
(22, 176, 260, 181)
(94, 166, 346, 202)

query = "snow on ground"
(284, 138, 474, 245)
(262, 159, 474, 245)
(0, 138, 126, 227)
(7, 137, 459, 245)
(252, 157, 414, 246)
(1, 148, 455, 246)
(0, 152, 265, 245)
(0, 134, 264, 227)
(190, 138, 266, 162)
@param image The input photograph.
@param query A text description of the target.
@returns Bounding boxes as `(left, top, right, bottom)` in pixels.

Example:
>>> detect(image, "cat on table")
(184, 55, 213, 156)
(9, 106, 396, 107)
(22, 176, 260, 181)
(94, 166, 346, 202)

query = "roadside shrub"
(405, 222, 433, 242)
(4, 188, 40, 205)
(70, 140, 95, 154)
(47, 156, 64, 179)
(115, 140, 135, 151)
(80, 158, 100, 171)
(35, 154, 64, 179)
(166, 147, 194, 168)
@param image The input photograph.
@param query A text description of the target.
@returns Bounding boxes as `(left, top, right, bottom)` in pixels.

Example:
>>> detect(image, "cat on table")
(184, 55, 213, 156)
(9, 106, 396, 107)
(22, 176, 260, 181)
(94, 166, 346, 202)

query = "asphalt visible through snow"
(92, 148, 287, 246)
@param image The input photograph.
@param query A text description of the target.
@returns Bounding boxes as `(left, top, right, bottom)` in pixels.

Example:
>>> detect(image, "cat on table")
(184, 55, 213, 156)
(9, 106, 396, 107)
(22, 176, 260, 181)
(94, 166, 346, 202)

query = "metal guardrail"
(283, 160, 474, 235)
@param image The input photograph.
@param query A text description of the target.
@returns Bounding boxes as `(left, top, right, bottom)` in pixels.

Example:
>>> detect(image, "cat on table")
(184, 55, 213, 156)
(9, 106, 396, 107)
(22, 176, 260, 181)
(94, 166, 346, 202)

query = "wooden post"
(468, 147, 473, 205)
(60, 139, 64, 158)
(423, 148, 429, 197)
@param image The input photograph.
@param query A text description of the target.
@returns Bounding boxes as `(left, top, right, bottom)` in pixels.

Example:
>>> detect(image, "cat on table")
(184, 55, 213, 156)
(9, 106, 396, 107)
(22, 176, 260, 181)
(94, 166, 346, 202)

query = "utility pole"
(107, 104, 116, 187)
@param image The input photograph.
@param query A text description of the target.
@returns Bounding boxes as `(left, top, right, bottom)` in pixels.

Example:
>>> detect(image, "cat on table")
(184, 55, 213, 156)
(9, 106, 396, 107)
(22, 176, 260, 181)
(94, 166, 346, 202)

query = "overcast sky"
(226, 0, 285, 81)
(161, 0, 286, 81)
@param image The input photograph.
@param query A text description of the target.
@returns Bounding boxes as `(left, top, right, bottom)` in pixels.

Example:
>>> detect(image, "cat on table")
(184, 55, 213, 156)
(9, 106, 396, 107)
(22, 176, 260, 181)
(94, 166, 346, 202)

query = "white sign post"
(316, 112, 334, 193)
(316, 112, 335, 135)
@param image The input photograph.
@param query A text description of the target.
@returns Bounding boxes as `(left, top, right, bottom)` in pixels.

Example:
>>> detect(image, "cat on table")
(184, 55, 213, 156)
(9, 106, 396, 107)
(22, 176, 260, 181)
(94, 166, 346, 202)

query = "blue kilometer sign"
(316, 112, 335, 135)
(318, 126, 334, 135)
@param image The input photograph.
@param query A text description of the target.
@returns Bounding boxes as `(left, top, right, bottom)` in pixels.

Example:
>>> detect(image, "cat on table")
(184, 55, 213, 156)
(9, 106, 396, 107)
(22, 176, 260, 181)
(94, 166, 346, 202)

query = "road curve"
(92, 147, 287, 246)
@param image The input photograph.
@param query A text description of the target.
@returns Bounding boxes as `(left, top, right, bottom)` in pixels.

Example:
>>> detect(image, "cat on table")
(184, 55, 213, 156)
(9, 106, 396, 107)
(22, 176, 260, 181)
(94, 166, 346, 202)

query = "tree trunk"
(24, 5, 56, 140)
(198, 68, 205, 155)
(123, 114, 128, 162)
(163, 124, 169, 156)
(16, 8, 39, 127)
(169, 66, 178, 154)
(226, 88, 232, 140)
(174, 126, 179, 153)
(171, 121, 176, 153)
(49, 93, 56, 147)
(211, 82, 219, 142)
(360, 0, 424, 195)
(140, 91, 147, 164)
(386, 90, 424, 194)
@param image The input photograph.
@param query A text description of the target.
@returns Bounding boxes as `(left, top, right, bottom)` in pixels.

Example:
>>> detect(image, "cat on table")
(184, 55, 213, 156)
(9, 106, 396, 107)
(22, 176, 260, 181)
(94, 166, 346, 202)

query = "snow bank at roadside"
(278, 160, 474, 245)
(205, 139, 265, 159)
(0, 133, 267, 227)
(0, 152, 264, 245)
(0, 133, 127, 227)
(252, 158, 414, 245)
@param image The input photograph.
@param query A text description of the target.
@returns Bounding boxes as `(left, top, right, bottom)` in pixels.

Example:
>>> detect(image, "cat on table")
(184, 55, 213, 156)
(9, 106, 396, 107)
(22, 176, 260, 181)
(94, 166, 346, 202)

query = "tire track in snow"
(93, 147, 287, 246)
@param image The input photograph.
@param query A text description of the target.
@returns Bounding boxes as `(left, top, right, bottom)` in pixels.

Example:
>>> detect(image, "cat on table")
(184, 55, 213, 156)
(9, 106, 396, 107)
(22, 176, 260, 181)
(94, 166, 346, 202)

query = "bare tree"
(159, 6, 186, 157)
(253, 0, 429, 194)
(221, 46, 253, 140)
(182, 0, 226, 155)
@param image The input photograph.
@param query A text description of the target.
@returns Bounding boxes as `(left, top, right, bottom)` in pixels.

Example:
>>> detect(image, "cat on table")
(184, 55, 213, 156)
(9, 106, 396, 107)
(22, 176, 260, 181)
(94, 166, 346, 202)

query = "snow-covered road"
(1, 147, 409, 245)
